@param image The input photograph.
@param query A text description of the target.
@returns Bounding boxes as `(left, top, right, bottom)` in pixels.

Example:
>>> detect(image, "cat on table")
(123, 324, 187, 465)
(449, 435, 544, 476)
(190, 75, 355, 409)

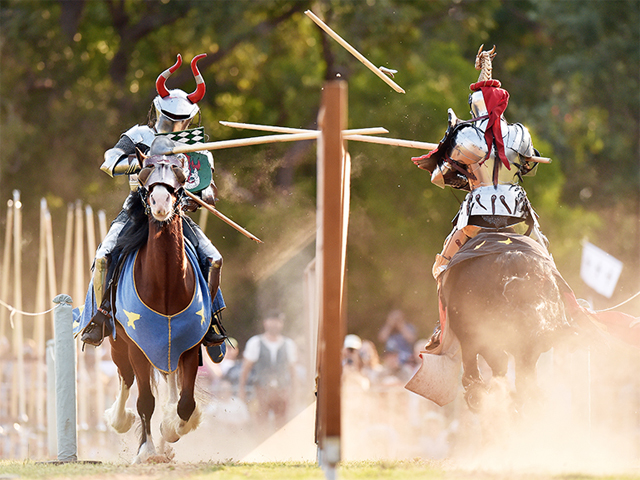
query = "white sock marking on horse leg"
(104, 377, 136, 433)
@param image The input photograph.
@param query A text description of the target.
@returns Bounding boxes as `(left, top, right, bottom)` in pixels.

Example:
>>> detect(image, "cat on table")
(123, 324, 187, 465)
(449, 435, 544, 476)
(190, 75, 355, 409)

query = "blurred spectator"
(377, 309, 417, 365)
(219, 337, 242, 390)
(342, 334, 363, 371)
(342, 334, 369, 390)
(378, 345, 414, 387)
(359, 339, 384, 384)
(238, 311, 297, 429)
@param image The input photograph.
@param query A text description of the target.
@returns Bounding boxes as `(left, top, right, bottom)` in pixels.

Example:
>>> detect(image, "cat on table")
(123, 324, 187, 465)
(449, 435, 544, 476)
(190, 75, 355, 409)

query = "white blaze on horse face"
(149, 184, 174, 222)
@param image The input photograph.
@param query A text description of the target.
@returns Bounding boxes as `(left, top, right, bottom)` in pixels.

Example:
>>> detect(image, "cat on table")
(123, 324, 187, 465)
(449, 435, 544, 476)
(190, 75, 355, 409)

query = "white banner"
(580, 241, 623, 298)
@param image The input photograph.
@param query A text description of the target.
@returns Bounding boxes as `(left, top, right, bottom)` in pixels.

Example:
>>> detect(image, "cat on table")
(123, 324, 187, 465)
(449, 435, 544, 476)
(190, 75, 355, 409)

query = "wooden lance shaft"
(183, 190, 263, 244)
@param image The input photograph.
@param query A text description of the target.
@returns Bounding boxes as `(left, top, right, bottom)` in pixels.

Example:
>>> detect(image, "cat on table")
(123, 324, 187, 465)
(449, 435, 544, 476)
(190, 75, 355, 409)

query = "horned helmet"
(152, 54, 207, 134)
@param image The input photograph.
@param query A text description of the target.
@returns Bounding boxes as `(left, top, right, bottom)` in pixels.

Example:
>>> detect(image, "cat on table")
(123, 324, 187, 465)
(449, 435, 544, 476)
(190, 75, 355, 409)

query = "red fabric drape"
(470, 81, 510, 170)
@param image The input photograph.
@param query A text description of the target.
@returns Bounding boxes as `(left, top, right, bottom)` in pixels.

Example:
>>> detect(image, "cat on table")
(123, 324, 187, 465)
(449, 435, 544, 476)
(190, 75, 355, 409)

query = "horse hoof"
(160, 421, 180, 443)
(105, 407, 136, 433)
(464, 385, 485, 413)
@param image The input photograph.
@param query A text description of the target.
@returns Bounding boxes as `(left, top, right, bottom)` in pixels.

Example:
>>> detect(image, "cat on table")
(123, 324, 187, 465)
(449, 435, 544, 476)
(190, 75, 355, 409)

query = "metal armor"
(427, 87, 547, 279)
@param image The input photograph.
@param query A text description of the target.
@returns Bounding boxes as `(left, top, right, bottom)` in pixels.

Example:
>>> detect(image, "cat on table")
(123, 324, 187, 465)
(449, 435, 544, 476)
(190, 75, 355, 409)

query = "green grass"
(0, 460, 639, 480)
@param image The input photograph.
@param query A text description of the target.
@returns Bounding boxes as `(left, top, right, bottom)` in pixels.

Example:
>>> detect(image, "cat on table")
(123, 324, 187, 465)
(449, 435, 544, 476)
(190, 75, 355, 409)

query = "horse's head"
(136, 136, 188, 223)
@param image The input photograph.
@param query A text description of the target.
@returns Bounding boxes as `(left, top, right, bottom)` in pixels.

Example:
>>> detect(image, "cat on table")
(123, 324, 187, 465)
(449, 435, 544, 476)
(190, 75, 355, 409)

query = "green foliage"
(0, 0, 637, 342)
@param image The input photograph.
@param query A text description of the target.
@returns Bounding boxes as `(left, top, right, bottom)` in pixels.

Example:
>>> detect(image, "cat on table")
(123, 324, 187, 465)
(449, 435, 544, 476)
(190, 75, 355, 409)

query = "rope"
(596, 290, 640, 313)
(0, 298, 59, 329)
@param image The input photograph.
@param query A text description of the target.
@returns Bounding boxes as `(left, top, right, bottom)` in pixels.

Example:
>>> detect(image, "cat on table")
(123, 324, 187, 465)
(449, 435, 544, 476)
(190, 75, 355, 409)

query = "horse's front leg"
(129, 347, 156, 464)
(161, 346, 202, 443)
(104, 335, 136, 433)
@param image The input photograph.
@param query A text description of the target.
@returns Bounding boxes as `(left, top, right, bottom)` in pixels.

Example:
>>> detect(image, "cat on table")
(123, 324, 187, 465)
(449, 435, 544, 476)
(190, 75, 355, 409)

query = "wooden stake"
(34, 199, 47, 427)
(305, 10, 405, 94)
(61, 204, 74, 297)
(0, 199, 13, 339)
(183, 190, 263, 244)
(11, 190, 25, 422)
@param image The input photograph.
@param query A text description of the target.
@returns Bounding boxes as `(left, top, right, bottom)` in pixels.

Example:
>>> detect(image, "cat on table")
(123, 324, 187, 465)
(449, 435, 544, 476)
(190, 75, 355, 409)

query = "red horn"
(156, 54, 183, 98)
(186, 53, 207, 104)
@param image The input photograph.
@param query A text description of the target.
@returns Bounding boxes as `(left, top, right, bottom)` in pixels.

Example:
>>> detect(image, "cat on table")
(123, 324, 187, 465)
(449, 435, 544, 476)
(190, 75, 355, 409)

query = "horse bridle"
(139, 183, 185, 218)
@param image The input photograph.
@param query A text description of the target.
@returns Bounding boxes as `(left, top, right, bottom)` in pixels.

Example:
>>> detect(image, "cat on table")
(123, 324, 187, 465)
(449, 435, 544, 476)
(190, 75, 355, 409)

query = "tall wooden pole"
(0, 199, 13, 339)
(11, 190, 26, 423)
(34, 199, 48, 427)
(61, 203, 74, 297)
(85, 205, 105, 428)
(44, 206, 58, 335)
(74, 201, 88, 430)
(315, 81, 349, 471)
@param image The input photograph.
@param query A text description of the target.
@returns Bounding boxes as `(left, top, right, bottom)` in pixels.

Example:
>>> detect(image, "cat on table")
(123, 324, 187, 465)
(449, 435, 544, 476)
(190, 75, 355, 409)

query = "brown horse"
(104, 141, 208, 463)
(414, 232, 580, 413)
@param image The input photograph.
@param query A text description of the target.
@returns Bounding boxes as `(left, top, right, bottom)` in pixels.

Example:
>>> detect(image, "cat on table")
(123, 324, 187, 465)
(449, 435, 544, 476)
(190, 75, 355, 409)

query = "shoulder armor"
(504, 123, 534, 159)
(122, 124, 155, 149)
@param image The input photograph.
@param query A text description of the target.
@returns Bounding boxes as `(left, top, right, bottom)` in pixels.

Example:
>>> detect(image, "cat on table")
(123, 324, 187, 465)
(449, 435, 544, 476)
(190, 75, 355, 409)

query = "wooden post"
(0, 199, 13, 340)
(61, 203, 74, 298)
(11, 190, 26, 423)
(34, 198, 48, 428)
(315, 81, 349, 470)
(74, 201, 88, 430)
(0, 199, 12, 426)
(97, 210, 107, 241)
(44, 206, 58, 335)
(85, 205, 105, 429)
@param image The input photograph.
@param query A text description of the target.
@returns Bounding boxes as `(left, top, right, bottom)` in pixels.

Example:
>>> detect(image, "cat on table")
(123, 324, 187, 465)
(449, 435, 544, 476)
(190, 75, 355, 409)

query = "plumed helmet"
(153, 53, 207, 133)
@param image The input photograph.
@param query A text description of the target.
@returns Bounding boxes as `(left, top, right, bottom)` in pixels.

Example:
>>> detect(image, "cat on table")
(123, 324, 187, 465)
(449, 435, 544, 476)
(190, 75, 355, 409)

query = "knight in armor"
(412, 45, 549, 350)
(81, 53, 228, 348)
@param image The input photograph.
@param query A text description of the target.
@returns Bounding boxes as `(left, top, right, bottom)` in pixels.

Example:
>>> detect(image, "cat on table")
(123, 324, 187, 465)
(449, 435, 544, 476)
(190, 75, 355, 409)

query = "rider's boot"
(203, 259, 228, 347)
(81, 256, 113, 346)
(423, 321, 442, 352)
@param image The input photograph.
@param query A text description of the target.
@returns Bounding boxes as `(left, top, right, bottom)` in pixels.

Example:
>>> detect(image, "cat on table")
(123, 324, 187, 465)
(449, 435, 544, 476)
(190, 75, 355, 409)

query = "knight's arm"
(100, 125, 154, 177)
(507, 123, 538, 177)
(101, 137, 140, 177)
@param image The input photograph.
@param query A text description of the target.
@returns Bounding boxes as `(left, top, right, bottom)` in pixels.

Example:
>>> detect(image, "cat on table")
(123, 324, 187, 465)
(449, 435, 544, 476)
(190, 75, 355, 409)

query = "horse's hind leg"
(104, 336, 136, 433)
(461, 346, 486, 412)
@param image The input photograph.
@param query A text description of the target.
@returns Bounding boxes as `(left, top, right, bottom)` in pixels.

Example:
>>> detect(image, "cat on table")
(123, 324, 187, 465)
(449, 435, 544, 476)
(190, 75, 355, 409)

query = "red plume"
(156, 54, 183, 98)
(186, 54, 207, 104)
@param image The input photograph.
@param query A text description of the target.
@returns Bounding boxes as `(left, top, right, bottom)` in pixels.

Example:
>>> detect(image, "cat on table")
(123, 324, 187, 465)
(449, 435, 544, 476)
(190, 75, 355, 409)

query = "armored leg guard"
(203, 259, 228, 347)
(81, 256, 113, 347)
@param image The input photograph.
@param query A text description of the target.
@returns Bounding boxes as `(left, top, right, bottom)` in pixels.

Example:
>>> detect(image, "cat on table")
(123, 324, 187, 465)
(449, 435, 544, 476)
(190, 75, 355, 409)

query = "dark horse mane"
(117, 190, 150, 260)
(104, 190, 149, 292)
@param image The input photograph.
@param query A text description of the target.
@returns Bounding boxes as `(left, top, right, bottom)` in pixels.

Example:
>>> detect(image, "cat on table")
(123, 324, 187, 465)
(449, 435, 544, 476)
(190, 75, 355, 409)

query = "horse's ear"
(171, 165, 187, 185)
(138, 166, 152, 187)
(136, 147, 147, 166)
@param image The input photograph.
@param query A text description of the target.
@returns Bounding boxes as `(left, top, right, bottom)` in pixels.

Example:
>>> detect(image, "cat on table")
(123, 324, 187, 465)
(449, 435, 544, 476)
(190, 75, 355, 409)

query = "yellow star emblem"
(499, 238, 513, 245)
(124, 310, 140, 329)
(197, 308, 206, 326)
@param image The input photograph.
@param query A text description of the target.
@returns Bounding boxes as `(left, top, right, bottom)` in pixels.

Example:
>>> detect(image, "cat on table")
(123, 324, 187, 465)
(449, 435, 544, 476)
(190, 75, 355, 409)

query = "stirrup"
(203, 315, 227, 347)
(81, 319, 107, 347)
(81, 306, 112, 347)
